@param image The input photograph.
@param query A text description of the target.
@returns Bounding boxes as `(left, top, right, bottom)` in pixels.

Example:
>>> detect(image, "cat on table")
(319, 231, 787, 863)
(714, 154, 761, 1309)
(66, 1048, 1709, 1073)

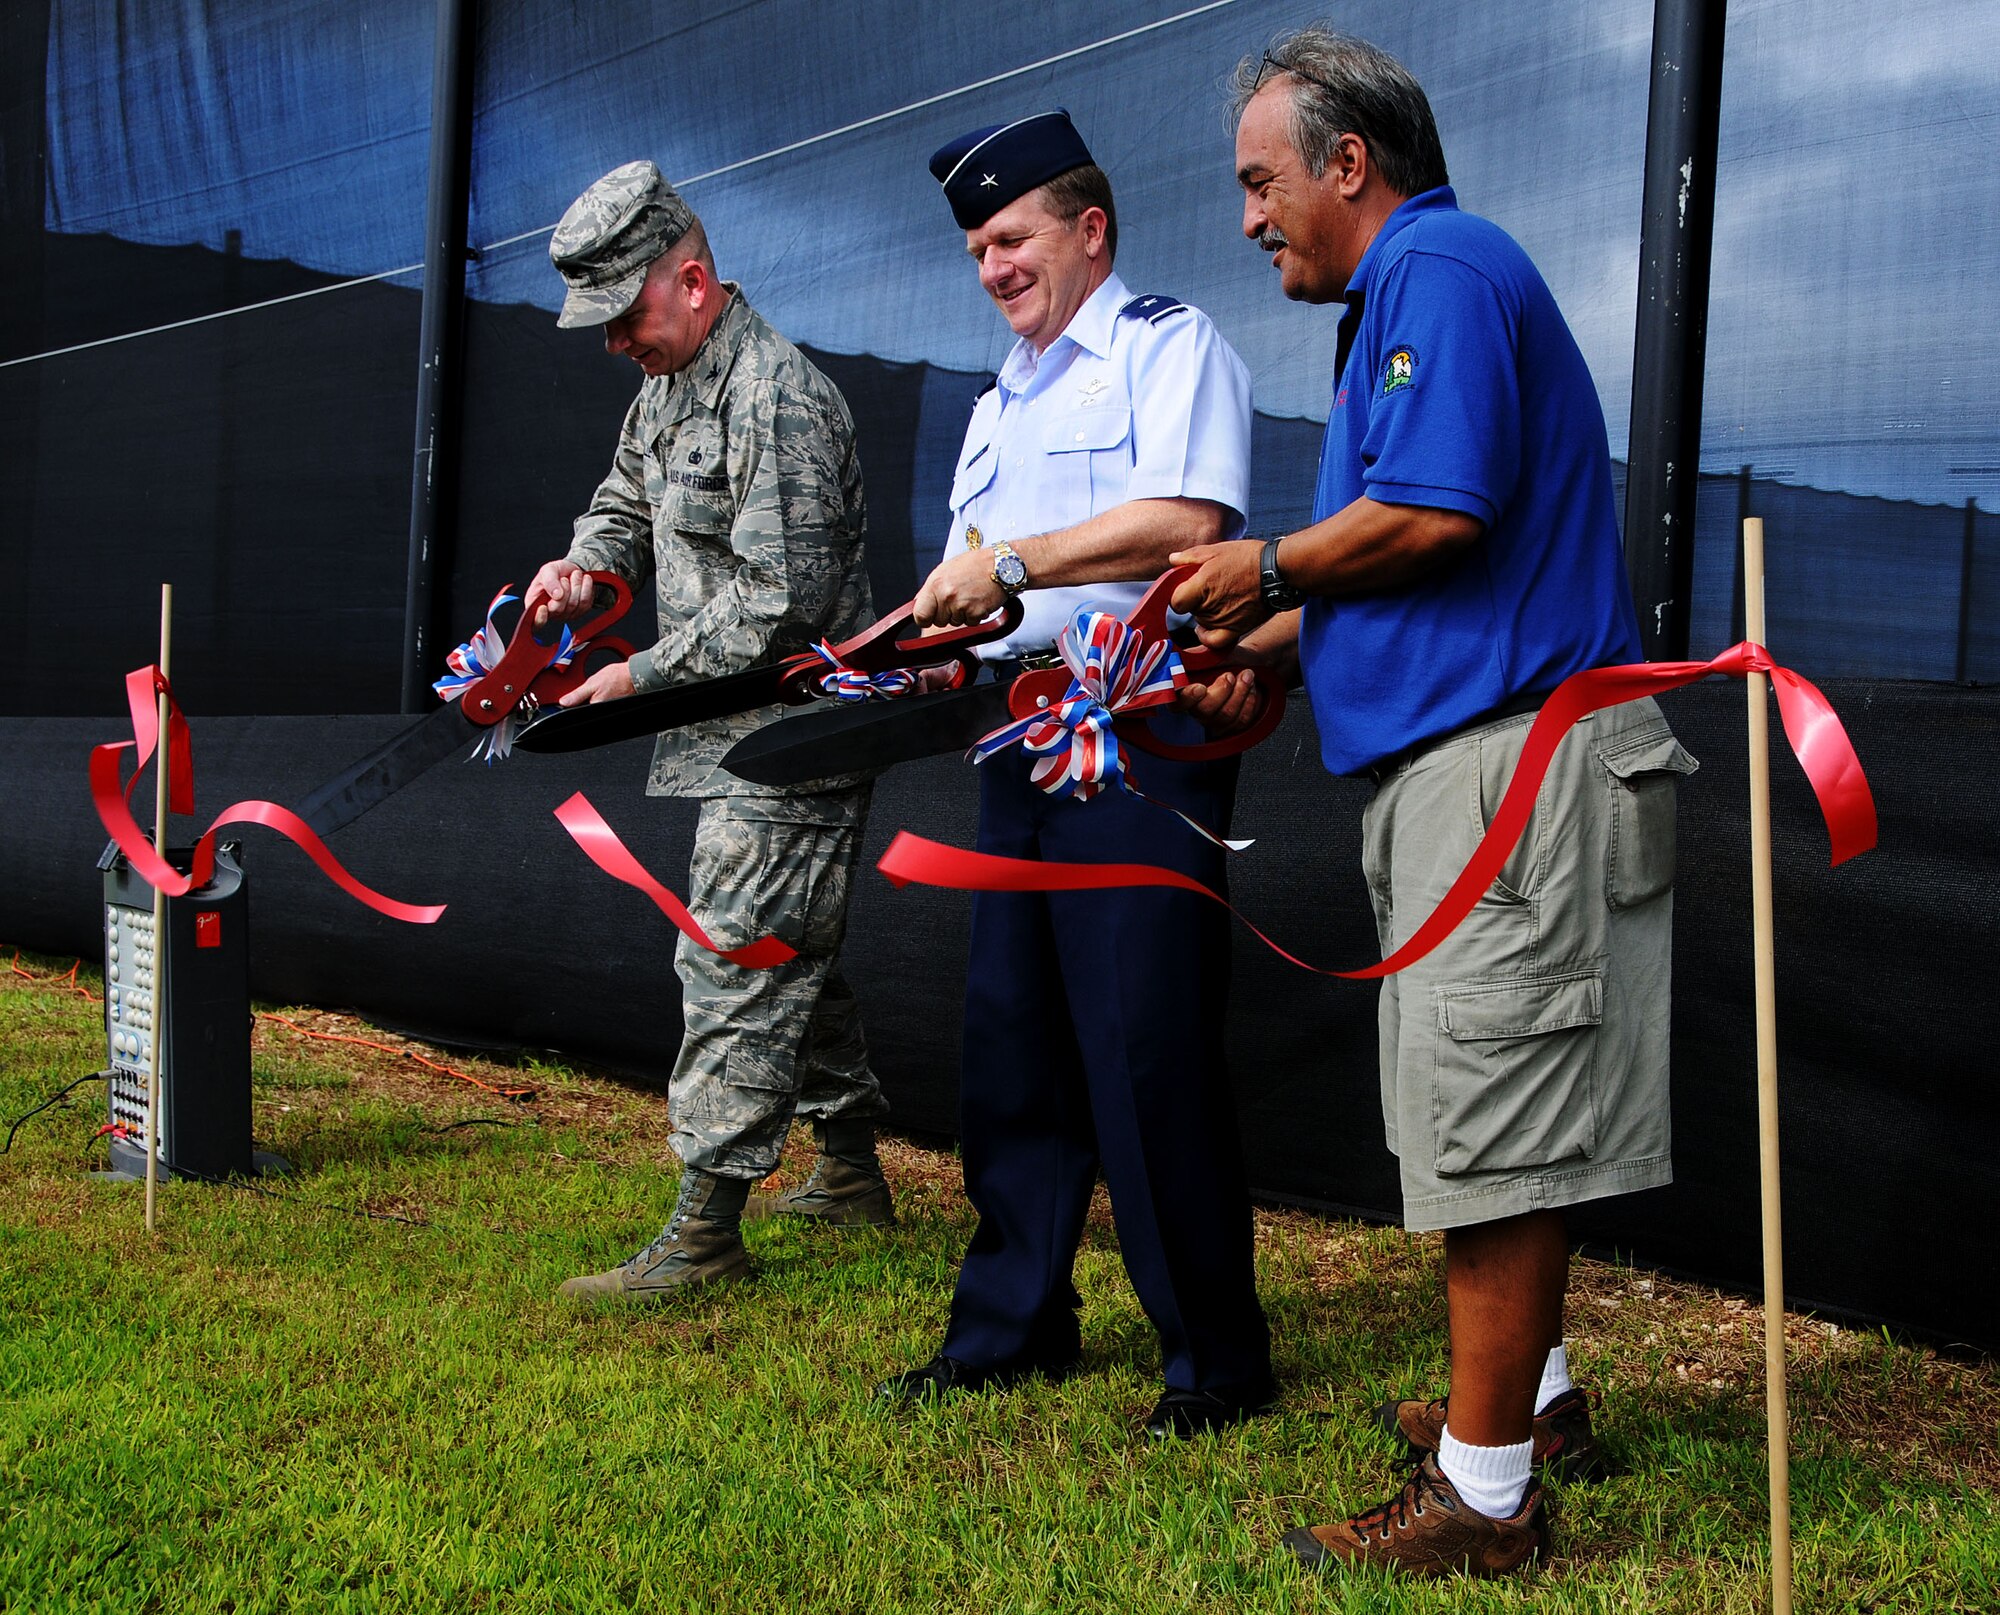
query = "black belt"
(1365, 689, 1550, 784)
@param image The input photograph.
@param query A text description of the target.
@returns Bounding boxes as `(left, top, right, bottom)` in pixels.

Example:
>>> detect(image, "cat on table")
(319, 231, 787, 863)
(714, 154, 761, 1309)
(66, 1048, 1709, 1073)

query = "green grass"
(2, 949, 1995, 1613)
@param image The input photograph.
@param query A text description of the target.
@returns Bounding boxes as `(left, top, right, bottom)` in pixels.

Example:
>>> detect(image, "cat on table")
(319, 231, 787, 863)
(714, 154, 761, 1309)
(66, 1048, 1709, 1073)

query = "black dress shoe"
(875, 1351, 1075, 1407)
(1142, 1384, 1275, 1439)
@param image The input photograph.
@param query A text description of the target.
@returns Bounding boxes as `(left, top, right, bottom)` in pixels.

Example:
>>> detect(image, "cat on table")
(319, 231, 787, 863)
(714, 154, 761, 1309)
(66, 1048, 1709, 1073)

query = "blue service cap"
(928, 110, 1095, 230)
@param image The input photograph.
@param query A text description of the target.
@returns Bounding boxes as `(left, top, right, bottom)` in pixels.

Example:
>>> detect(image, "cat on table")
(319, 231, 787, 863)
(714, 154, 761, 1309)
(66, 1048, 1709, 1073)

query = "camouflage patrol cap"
(550, 160, 694, 329)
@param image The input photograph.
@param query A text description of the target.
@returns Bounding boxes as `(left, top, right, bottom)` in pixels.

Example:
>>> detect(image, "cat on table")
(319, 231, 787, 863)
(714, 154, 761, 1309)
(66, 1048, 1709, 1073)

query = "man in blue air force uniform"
(875, 111, 1276, 1438)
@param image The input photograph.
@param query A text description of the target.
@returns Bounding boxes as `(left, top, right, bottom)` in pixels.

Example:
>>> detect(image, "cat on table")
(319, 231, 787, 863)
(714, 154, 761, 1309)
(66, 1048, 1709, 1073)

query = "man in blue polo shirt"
(1173, 29, 1695, 1578)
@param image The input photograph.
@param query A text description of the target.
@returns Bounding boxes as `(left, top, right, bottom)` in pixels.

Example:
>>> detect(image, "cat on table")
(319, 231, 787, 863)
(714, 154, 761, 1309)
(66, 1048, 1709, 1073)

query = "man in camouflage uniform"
(529, 160, 894, 1301)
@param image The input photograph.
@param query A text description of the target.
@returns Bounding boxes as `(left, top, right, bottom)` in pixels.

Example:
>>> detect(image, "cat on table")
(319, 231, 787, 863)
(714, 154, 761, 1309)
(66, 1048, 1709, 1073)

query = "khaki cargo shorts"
(1362, 696, 1697, 1232)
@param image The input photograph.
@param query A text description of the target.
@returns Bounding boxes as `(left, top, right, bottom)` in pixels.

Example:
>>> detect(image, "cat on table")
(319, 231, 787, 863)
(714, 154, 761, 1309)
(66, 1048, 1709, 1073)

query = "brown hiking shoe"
(559, 1172, 750, 1301)
(1374, 1386, 1607, 1482)
(1282, 1454, 1549, 1578)
(744, 1152, 895, 1227)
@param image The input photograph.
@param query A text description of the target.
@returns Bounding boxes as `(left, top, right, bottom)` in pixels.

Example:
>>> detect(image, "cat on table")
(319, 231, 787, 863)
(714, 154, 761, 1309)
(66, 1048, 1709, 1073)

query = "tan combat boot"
(744, 1119, 895, 1227)
(559, 1170, 751, 1301)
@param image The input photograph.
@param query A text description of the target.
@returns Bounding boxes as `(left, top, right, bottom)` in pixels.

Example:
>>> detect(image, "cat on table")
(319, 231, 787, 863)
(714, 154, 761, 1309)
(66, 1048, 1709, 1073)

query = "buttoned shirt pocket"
(1598, 729, 1698, 910)
(949, 439, 997, 547)
(656, 423, 736, 551)
(1431, 968, 1603, 1174)
(1041, 406, 1132, 527)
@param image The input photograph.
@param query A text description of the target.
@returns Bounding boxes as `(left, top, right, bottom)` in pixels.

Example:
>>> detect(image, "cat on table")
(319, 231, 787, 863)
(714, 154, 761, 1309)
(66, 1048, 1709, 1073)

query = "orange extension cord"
(8, 952, 536, 1102)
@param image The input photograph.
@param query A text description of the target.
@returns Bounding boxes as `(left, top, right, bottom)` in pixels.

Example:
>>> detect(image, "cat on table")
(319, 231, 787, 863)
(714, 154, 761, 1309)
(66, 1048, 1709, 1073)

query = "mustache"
(1257, 228, 1288, 253)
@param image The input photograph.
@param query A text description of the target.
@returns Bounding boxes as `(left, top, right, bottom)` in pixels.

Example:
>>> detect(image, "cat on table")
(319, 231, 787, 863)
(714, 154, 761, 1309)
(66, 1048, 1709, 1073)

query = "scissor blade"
(293, 702, 483, 838)
(510, 663, 791, 754)
(720, 681, 1015, 787)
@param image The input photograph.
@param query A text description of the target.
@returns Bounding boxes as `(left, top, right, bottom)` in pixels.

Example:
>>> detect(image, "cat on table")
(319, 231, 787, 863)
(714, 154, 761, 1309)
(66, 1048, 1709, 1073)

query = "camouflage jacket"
(567, 288, 875, 809)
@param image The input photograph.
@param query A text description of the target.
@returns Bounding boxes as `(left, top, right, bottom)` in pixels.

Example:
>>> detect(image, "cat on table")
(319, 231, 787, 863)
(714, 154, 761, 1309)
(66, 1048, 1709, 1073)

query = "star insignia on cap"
(980, 173, 999, 188)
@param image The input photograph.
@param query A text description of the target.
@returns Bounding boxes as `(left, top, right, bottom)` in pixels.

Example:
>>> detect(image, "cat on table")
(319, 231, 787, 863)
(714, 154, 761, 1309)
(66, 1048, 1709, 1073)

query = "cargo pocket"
(1432, 969, 1602, 1174)
(723, 1045, 794, 1095)
(1600, 730, 1698, 909)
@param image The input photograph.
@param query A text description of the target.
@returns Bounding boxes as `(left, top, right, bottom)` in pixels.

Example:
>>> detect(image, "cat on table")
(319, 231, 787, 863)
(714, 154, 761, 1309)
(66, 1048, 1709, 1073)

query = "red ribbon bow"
(877, 643, 1877, 980)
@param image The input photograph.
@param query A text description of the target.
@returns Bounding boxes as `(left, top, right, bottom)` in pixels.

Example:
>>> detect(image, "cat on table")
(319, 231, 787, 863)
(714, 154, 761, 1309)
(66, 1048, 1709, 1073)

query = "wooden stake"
(145, 585, 172, 1234)
(1742, 518, 1794, 1612)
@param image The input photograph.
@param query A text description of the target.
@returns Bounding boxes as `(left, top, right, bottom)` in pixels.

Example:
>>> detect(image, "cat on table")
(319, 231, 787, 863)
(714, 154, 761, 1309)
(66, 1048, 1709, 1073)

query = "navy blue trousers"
(940, 719, 1273, 1398)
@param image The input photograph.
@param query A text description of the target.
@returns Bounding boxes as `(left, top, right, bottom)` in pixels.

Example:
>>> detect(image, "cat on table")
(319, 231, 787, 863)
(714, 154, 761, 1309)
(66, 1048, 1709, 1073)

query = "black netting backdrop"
(2, 1, 1997, 1346)
(3, 682, 1995, 1348)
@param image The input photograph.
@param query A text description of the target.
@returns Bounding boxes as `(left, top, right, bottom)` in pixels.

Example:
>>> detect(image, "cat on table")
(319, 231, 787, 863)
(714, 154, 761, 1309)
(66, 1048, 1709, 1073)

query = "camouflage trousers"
(669, 792, 887, 1179)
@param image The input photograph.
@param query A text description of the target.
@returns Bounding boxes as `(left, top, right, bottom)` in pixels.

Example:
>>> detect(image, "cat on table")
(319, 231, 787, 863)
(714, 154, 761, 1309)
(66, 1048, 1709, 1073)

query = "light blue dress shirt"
(946, 272, 1253, 656)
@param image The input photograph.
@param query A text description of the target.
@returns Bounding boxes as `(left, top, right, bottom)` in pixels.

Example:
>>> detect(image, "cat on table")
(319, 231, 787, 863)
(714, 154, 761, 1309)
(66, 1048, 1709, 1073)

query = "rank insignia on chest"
(964, 524, 983, 550)
(1383, 347, 1417, 395)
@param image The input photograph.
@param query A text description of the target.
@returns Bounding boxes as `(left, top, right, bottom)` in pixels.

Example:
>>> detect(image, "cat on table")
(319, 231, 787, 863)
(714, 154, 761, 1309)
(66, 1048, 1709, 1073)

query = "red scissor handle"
(525, 636, 638, 705)
(458, 572, 634, 727)
(1120, 646, 1287, 760)
(773, 595, 1025, 704)
(1003, 564, 1287, 760)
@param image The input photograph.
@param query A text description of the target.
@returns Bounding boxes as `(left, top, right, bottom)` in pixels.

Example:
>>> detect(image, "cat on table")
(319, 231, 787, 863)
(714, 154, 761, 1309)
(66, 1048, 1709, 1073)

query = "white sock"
(1536, 1343, 1574, 1412)
(1439, 1425, 1533, 1520)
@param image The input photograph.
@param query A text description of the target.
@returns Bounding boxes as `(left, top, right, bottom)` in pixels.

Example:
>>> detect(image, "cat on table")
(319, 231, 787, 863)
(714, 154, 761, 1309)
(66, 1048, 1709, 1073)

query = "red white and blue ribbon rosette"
(809, 640, 920, 702)
(972, 606, 1251, 849)
(433, 587, 580, 762)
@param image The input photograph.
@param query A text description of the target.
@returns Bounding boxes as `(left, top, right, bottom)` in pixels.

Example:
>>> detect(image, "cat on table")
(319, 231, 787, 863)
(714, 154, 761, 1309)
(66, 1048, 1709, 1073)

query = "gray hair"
(1228, 27, 1449, 198)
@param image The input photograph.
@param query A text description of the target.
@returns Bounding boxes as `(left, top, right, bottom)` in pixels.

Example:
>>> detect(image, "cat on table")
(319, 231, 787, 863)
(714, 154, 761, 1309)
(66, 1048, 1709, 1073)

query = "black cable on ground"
(421, 1116, 536, 1134)
(3, 1071, 109, 1154)
(166, 1164, 437, 1229)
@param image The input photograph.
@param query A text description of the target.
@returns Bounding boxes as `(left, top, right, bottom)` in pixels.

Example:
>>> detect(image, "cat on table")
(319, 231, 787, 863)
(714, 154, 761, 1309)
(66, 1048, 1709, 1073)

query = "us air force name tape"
(929, 110, 1095, 230)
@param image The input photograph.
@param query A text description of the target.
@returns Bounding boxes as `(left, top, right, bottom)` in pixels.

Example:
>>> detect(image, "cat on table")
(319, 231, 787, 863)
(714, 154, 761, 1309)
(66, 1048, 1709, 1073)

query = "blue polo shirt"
(1300, 187, 1641, 776)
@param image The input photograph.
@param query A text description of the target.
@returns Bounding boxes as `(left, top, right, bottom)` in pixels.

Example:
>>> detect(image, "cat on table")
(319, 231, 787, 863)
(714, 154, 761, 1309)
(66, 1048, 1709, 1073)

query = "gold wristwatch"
(990, 540, 1028, 596)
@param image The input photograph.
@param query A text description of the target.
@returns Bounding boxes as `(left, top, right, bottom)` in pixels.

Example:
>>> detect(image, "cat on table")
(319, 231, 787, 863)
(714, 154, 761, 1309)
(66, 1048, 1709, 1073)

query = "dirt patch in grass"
(243, 1007, 689, 1169)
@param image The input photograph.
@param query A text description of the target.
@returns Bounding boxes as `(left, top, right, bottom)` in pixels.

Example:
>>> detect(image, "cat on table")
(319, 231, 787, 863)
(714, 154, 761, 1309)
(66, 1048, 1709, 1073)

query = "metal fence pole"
(400, 0, 476, 712)
(1956, 498, 1978, 683)
(1624, 0, 1729, 661)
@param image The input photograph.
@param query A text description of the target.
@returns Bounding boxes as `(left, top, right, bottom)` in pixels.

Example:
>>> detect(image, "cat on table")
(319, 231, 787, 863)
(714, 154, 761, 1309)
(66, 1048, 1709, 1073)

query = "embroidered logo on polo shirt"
(1383, 347, 1417, 395)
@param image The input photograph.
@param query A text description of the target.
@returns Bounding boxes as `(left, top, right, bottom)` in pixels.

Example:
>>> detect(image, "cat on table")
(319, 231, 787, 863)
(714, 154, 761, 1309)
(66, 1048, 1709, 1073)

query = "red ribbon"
(90, 666, 445, 924)
(551, 793, 798, 968)
(878, 642, 1877, 981)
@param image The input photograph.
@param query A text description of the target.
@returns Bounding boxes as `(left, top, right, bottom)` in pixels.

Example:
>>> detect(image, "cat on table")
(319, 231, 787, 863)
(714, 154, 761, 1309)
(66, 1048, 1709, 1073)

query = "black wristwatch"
(1258, 537, 1304, 610)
